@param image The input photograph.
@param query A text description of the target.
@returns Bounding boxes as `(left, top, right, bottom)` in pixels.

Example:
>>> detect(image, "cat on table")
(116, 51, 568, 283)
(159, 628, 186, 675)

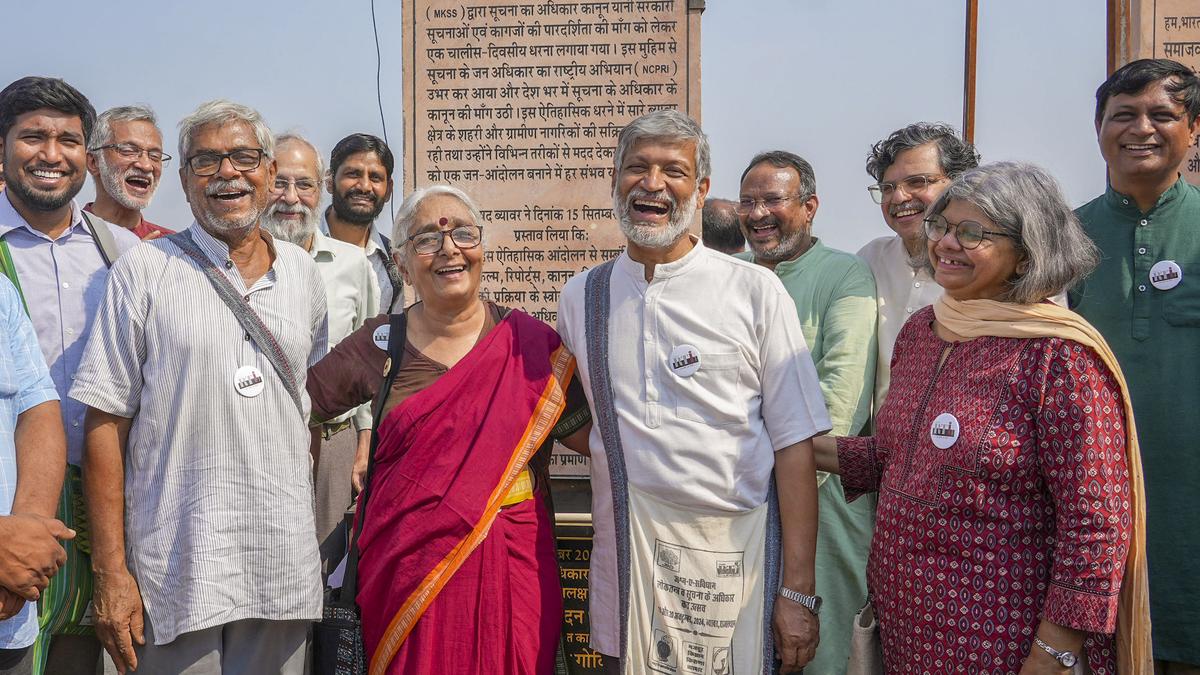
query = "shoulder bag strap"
(167, 230, 305, 419)
(0, 238, 29, 316)
(581, 259, 635, 659)
(80, 211, 119, 268)
(341, 311, 407, 602)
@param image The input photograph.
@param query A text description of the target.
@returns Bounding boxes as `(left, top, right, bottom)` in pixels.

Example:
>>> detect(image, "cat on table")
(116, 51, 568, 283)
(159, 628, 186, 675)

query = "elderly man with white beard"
(262, 132, 378, 576)
(85, 105, 174, 239)
(70, 100, 328, 675)
(556, 110, 830, 675)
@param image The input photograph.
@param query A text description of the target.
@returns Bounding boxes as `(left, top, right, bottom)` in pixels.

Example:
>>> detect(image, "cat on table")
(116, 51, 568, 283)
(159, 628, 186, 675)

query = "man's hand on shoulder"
(0, 513, 74, 600)
(773, 595, 819, 673)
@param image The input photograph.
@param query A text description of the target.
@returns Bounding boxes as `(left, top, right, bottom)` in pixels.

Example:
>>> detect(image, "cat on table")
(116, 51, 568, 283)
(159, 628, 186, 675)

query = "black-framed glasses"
(867, 174, 946, 204)
(923, 214, 1016, 250)
(93, 143, 172, 165)
(735, 194, 806, 214)
(272, 177, 320, 196)
(407, 224, 483, 256)
(187, 148, 266, 176)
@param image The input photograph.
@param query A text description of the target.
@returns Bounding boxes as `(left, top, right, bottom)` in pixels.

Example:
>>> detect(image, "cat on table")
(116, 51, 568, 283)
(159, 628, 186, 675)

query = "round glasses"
(735, 194, 805, 214)
(187, 148, 266, 176)
(923, 214, 1017, 250)
(406, 224, 483, 256)
(272, 177, 320, 196)
(867, 174, 945, 204)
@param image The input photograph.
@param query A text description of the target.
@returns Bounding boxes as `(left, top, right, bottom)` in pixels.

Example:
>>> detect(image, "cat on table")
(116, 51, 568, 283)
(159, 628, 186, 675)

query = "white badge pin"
(1149, 260, 1183, 291)
(669, 344, 701, 377)
(233, 365, 265, 398)
(372, 324, 391, 351)
(929, 412, 960, 449)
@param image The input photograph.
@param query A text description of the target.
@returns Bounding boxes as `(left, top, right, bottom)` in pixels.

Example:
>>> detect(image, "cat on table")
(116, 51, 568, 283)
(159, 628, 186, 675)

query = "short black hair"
(0, 77, 96, 143)
(1095, 58, 1200, 124)
(740, 150, 816, 197)
(701, 199, 745, 253)
(329, 133, 394, 178)
(865, 123, 979, 182)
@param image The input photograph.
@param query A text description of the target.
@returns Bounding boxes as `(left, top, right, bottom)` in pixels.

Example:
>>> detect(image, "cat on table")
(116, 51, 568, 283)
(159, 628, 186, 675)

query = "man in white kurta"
(558, 111, 830, 675)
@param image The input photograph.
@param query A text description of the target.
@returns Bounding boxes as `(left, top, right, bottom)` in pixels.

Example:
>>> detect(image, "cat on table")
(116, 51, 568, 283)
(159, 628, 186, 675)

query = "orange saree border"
(368, 344, 576, 675)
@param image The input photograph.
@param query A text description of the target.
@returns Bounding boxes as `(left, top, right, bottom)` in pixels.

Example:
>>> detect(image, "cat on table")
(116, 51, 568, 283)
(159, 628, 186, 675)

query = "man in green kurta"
(1071, 58, 1200, 671)
(737, 150, 877, 673)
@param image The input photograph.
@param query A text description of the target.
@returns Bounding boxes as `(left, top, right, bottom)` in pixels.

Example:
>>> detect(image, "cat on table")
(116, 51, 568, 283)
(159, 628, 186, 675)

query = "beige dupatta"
(932, 295, 1151, 675)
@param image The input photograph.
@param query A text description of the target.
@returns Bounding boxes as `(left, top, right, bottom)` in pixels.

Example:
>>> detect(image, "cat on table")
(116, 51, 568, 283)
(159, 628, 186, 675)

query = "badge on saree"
(1149, 260, 1183, 291)
(669, 344, 701, 377)
(929, 412, 960, 449)
(372, 324, 391, 350)
(234, 365, 265, 398)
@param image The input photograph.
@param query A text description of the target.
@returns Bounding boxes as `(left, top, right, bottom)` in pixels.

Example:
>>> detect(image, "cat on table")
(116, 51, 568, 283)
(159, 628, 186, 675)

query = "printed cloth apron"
(584, 259, 780, 675)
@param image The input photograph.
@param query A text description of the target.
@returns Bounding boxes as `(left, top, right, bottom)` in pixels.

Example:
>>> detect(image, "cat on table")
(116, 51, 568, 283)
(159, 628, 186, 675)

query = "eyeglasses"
(93, 143, 172, 165)
(407, 224, 483, 256)
(867, 174, 946, 204)
(735, 194, 806, 214)
(187, 148, 266, 176)
(923, 214, 1017, 250)
(272, 177, 320, 196)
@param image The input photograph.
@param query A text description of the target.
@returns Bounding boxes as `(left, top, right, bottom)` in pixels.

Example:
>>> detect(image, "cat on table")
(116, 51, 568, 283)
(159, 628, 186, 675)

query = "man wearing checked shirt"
(0, 77, 139, 674)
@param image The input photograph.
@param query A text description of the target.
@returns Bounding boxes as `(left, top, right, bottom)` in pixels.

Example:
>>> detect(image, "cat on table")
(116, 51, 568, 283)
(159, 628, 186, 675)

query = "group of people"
(0, 55, 1193, 675)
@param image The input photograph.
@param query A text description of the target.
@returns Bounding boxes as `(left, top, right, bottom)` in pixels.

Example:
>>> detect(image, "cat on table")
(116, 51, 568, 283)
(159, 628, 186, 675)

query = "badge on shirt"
(1149, 260, 1183, 291)
(373, 324, 391, 351)
(234, 365, 265, 398)
(929, 412, 960, 449)
(669, 344, 701, 377)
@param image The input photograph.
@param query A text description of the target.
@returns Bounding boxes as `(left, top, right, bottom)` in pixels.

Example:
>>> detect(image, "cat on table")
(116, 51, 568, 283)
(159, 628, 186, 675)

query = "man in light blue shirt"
(0, 275, 74, 674)
(0, 76, 138, 674)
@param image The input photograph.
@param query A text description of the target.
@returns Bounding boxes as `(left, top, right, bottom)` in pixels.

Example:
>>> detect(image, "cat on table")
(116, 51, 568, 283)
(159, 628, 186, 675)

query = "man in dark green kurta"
(1071, 58, 1200, 671)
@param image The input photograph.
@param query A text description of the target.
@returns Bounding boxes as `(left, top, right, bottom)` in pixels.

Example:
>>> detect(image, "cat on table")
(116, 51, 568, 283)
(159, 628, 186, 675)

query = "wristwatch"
(777, 586, 822, 615)
(1033, 636, 1078, 668)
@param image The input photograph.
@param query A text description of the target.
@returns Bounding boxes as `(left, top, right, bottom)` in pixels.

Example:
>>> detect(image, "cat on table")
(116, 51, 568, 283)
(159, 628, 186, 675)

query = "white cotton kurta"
(70, 224, 328, 645)
(557, 239, 831, 657)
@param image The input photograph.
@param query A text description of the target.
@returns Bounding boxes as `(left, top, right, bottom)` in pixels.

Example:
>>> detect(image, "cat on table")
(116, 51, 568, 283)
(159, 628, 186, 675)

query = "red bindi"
(439, 217, 448, 226)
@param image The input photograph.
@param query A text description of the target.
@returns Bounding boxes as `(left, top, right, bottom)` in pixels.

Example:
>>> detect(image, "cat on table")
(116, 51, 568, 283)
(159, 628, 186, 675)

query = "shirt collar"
(1103, 174, 1189, 214)
(309, 229, 337, 261)
(0, 191, 86, 240)
(320, 208, 388, 256)
(771, 237, 824, 275)
(615, 234, 706, 284)
(186, 222, 278, 270)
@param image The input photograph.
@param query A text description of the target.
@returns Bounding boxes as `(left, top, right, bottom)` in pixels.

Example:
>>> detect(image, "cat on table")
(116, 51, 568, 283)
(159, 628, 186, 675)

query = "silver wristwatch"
(777, 586, 822, 615)
(1033, 636, 1078, 668)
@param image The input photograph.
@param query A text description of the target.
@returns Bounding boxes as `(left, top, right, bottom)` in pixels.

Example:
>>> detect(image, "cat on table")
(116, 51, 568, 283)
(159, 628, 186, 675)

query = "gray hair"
(865, 122, 980, 182)
(89, 105, 158, 150)
(921, 161, 1099, 304)
(273, 132, 325, 187)
(177, 99, 273, 161)
(741, 150, 817, 199)
(614, 110, 710, 181)
(391, 185, 485, 257)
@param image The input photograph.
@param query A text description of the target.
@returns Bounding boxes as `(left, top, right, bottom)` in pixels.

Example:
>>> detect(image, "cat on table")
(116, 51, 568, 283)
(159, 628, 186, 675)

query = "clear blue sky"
(2, 0, 1107, 253)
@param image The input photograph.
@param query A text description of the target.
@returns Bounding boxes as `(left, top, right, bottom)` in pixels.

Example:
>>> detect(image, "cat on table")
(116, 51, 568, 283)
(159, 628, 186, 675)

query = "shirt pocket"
(1163, 261, 1200, 326)
(672, 350, 746, 427)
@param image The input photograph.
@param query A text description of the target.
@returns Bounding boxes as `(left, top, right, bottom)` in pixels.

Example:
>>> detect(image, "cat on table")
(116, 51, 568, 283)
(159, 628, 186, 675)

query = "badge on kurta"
(1150, 260, 1183, 291)
(234, 365, 265, 398)
(669, 344, 701, 377)
(930, 412, 960, 449)
(373, 324, 391, 350)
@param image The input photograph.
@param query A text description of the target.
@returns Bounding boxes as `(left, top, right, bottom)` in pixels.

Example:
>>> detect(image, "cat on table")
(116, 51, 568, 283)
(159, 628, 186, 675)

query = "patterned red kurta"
(838, 307, 1131, 674)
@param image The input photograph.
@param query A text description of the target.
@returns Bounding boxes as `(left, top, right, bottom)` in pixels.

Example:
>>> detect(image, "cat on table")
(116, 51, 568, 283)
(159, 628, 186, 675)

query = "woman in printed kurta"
(816, 162, 1151, 674)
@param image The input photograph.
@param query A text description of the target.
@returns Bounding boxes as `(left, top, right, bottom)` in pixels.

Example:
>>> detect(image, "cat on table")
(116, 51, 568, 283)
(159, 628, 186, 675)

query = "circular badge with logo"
(372, 324, 391, 351)
(1149, 260, 1183, 291)
(929, 412, 960, 449)
(233, 365, 265, 398)
(668, 344, 701, 378)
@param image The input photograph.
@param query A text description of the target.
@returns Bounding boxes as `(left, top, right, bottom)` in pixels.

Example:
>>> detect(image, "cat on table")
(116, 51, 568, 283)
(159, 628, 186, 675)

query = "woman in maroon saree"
(308, 185, 591, 674)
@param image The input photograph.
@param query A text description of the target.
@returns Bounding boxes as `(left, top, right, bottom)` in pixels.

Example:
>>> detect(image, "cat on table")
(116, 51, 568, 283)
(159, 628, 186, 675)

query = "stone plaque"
(556, 521, 606, 673)
(1120, 0, 1200, 182)
(402, 0, 703, 324)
